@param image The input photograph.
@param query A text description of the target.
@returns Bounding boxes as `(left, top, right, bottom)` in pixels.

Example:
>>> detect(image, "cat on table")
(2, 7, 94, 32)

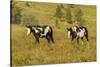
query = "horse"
(26, 25, 54, 44)
(67, 26, 89, 44)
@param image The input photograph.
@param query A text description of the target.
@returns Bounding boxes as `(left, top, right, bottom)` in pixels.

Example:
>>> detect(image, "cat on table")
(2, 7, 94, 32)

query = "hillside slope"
(11, 1, 96, 66)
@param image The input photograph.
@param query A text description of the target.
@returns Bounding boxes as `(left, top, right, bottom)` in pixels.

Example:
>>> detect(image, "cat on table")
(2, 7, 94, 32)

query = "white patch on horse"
(41, 26, 50, 37)
(32, 27, 39, 33)
(72, 26, 77, 32)
(37, 27, 43, 32)
(77, 29, 85, 37)
(26, 28, 31, 36)
(82, 28, 86, 34)
(83, 28, 85, 32)
(68, 31, 71, 38)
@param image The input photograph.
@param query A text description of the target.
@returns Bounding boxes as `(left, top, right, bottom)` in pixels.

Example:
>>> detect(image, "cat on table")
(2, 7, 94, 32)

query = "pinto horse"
(26, 25, 54, 43)
(67, 26, 89, 44)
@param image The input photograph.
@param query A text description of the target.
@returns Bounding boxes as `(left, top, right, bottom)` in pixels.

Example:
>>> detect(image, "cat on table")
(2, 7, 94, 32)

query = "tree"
(68, 4, 75, 8)
(54, 5, 64, 28)
(60, 4, 64, 9)
(74, 7, 84, 26)
(21, 14, 38, 26)
(65, 6, 72, 24)
(14, 7, 22, 24)
(55, 5, 63, 19)
(11, 1, 22, 24)
(25, 2, 32, 8)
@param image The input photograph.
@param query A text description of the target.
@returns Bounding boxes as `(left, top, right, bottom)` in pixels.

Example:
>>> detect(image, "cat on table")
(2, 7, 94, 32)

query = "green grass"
(11, 1, 96, 66)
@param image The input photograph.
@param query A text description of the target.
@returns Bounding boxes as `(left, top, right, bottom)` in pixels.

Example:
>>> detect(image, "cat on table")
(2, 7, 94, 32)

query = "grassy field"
(11, 1, 96, 66)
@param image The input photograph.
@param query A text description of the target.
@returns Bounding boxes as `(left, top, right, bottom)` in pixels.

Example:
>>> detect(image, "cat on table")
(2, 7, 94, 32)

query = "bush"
(73, 7, 85, 26)
(65, 6, 72, 24)
(21, 14, 38, 26)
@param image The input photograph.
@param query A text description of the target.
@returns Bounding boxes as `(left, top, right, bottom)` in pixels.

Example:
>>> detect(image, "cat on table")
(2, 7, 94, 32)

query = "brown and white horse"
(26, 25, 54, 43)
(67, 26, 89, 44)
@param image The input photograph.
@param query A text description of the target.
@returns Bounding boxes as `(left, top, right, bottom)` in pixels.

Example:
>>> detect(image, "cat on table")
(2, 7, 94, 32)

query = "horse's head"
(26, 25, 32, 36)
(26, 25, 41, 36)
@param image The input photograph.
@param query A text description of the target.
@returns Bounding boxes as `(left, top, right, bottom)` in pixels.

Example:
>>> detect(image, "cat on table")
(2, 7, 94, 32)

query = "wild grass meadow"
(11, 1, 96, 66)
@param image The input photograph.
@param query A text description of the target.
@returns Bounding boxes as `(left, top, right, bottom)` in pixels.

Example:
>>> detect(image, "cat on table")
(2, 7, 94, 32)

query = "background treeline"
(11, 1, 85, 26)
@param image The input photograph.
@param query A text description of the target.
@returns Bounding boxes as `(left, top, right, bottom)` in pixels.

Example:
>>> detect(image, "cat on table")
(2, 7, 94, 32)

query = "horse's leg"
(35, 35, 40, 44)
(71, 36, 75, 41)
(85, 35, 89, 41)
(71, 37, 75, 44)
(46, 35, 54, 50)
(46, 35, 50, 43)
(81, 37, 84, 45)
(77, 37, 79, 44)
(84, 32, 89, 41)
(51, 37, 54, 43)
(50, 32, 54, 43)
(36, 38, 39, 43)
(84, 34, 89, 45)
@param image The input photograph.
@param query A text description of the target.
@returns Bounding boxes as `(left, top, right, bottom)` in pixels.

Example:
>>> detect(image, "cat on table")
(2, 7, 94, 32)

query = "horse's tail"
(84, 27, 89, 41)
(50, 26, 54, 43)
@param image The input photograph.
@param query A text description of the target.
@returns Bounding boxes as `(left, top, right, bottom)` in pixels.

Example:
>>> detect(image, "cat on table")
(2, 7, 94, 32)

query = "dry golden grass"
(11, 2, 96, 66)
(11, 23, 96, 66)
